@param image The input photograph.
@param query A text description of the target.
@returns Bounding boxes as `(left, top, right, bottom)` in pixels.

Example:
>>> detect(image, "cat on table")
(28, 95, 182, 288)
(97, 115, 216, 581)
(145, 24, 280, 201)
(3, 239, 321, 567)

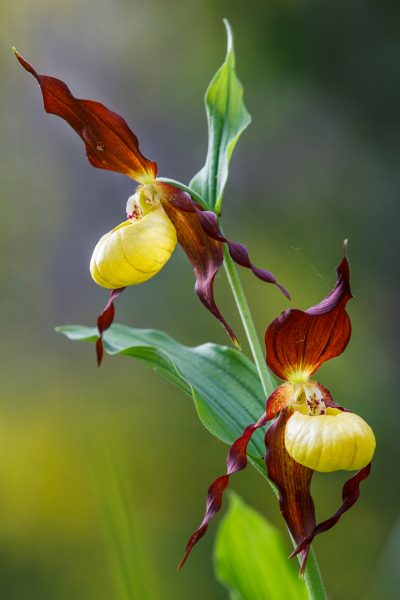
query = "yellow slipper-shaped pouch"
(90, 205, 177, 289)
(285, 407, 376, 472)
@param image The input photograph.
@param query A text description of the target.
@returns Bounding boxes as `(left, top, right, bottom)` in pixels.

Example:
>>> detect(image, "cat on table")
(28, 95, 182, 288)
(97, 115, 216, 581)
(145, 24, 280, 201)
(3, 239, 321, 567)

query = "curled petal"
(291, 463, 372, 559)
(14, 49, 157, 183)
(265, 247, 353, 381)
(193, 211, 290, 299)
(166, 188, 289, 299)
(96, 287, 125, 366)
(179, 412, 268, 569)
(160, 185, 238, 345)
(265, 408, 315, 574)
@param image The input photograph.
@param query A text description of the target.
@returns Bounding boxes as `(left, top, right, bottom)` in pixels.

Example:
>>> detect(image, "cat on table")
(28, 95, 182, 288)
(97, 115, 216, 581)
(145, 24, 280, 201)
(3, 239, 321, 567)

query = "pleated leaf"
(58, 324, 266, 466)
(190, 19, 251, 213)
(214, 494, 308, 600)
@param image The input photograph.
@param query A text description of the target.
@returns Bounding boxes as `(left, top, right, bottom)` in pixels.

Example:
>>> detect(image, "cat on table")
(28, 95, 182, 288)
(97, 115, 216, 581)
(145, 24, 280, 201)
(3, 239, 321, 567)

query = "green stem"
(222, 246, 274, 398)
(223, 247, 327, 600)
(303, 549, 327, 600)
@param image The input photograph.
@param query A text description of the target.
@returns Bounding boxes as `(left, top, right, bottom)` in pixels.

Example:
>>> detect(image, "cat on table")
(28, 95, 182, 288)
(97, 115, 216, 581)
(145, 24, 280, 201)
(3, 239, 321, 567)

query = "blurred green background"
(1, 0, 399, 598)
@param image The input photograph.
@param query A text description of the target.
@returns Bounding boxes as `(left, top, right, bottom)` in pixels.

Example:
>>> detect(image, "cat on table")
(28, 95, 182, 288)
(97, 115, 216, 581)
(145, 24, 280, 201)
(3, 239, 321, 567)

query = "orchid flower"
(180, 244, 375, 573)
(14, 49, 289, 364)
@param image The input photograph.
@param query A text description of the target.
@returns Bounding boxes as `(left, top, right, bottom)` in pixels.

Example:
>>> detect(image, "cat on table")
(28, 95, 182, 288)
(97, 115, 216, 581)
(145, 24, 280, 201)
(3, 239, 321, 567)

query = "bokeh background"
(1, 1, 399, 598)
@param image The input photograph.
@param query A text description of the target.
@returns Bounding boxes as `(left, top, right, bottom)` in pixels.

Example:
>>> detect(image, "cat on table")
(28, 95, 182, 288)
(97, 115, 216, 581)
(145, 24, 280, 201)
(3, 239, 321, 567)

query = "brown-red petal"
(265, 248, 353, 381)
(96, 287, 125, 366)
(179, 412, 268, 569)
(160, 185, 239, 346)
(165, 188, 289, 299)
(291, 463, 372, 559)
(14, 49, 157, 183)
(265, 408, 316, 574)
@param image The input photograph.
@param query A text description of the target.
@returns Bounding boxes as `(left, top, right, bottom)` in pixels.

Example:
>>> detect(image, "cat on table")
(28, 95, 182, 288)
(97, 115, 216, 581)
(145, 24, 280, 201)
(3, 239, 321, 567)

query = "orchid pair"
(15, 25, 375, 588)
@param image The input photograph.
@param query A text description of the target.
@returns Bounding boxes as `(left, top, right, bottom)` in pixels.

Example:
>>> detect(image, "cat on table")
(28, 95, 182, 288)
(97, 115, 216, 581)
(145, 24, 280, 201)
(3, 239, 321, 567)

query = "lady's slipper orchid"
(180, 244, 375, 573)
(14, 49, 289, 364)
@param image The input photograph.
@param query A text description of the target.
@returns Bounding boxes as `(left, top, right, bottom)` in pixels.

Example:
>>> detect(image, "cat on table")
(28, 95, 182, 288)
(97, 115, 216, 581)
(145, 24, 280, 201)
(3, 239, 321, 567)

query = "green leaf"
(214, 494, 308, 600)
(190, 19, 251, 213)
(58, 324, 266, 465)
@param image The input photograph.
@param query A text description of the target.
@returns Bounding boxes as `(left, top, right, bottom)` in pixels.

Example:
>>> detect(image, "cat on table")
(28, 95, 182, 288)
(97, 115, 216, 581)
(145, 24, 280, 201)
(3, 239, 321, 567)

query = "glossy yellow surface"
(285, 409, 376, 472)
(90, 206, 177, 288)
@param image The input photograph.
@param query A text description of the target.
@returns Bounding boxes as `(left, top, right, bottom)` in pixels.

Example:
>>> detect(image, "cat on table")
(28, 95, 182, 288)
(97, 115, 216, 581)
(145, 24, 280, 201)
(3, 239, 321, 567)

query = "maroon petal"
(265, 408, 316, 574)
(179, 412, 268, 569)
(291, 463, 372, 559)
(159, 185, 238, 345)
(265, 244, 353, 381)
(194, 211, 290, 299)
(14, 50, 157, 183)
(96, 287, 125, 366)
(165, 188, 289, 299)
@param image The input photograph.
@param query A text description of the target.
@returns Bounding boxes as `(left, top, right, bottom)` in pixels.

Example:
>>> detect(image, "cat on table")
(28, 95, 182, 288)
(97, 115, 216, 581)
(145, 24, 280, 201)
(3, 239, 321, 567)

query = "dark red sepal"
(96, 288, 125, 366)
(14, 50, 157, 183)
(265, 247, 353, 381)
(291, 462, 372, 559)
(265, 408, 316, 574)
(179, 412, 268, 569)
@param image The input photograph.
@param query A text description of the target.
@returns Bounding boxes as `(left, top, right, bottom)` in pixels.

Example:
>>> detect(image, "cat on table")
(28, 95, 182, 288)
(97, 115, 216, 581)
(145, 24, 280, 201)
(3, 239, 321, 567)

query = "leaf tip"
(222, 19, 234, 59)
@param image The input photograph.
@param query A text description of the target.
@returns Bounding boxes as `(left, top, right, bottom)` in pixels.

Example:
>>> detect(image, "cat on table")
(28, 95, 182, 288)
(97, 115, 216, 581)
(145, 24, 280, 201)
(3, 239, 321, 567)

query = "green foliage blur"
(1, 0, 399, 598)
(214, 494, 308, 599)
